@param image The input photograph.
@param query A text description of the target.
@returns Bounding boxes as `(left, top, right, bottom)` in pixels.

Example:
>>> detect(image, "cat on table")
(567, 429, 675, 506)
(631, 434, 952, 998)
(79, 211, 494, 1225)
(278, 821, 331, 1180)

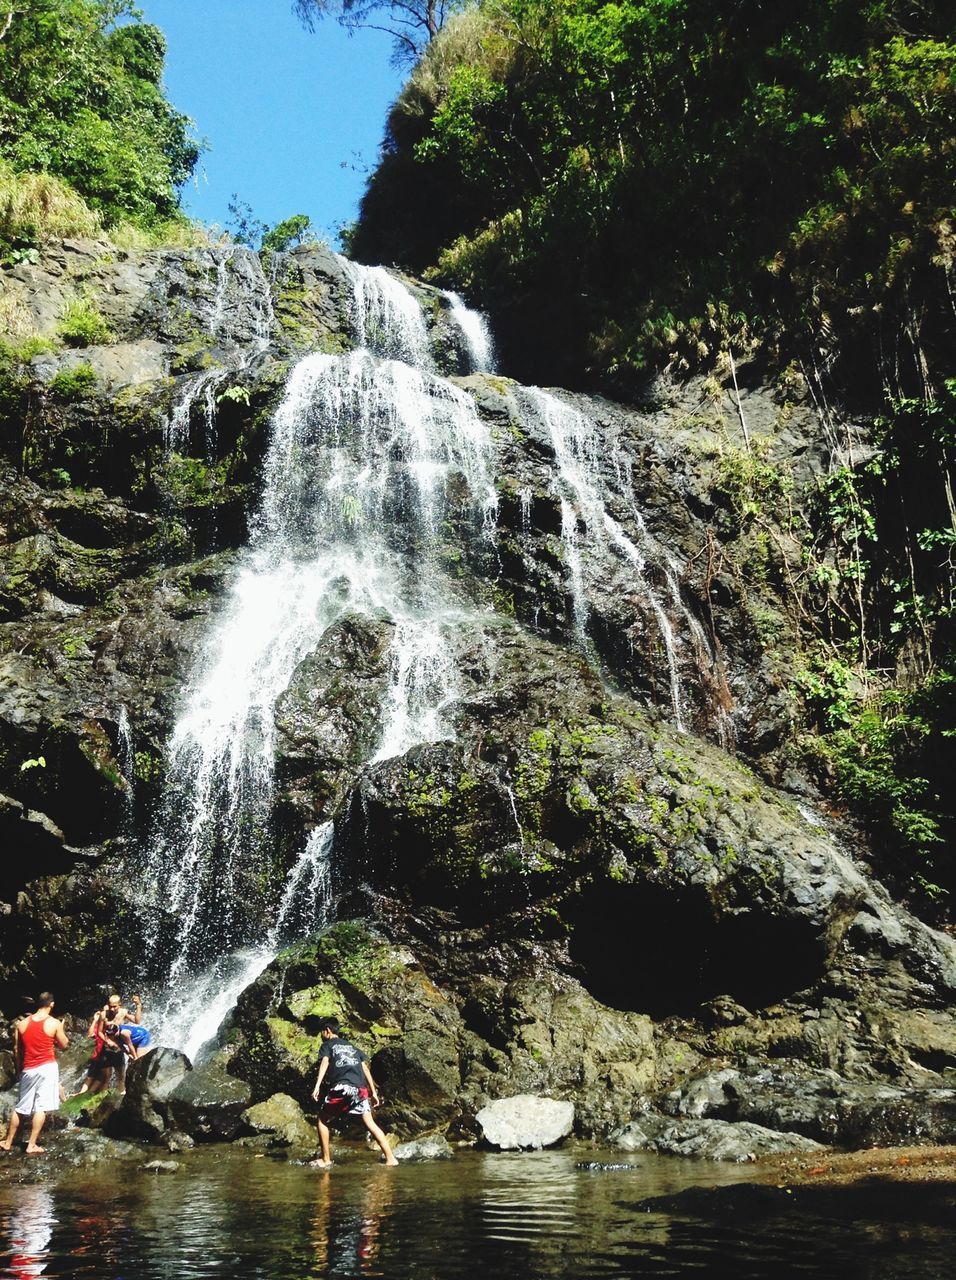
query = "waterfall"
(138, 262, 497, 1051)
(137, 255, 725, 1054)
(168, 822, 334, 1063)
(524, 386, 724, 729)
(165, 246, 276, 451)
(443, 289, 496, 373)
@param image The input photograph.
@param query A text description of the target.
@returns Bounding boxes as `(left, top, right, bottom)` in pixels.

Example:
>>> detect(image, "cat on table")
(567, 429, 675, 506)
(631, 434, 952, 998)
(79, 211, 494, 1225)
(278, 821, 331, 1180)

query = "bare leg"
(362, 1112, 398, 1166)
(0, 1110, 21, 1151)
(313, 1117, 332, 1167)
(25, 1111, 46, 1154)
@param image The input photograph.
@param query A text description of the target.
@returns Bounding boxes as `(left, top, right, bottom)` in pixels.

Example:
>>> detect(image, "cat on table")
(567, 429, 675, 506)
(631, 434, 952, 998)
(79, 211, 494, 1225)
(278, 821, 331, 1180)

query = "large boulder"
(165, 1058, 252, 1142)
(103, 1048, 251, 1143)
(229, 923, 465, 1129)
(475, 1095, 575, 1150)
(239, 1092, 315, 1150)
(105, 1046, 191, 1141)
(611, 1114, 824, 1161)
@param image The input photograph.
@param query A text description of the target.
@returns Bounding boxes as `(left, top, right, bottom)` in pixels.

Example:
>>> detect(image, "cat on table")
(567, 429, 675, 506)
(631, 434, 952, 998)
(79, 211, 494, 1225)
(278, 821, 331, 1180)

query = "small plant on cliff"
(216, 384, 251, 406)
(49, 363, 97, 400)
(261, 214, 314, 253)
(57, 295, 112, 348)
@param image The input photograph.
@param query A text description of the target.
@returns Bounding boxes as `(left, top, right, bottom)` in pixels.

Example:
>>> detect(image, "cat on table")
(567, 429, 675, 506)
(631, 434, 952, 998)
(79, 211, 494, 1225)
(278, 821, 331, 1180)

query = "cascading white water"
(340, 259, 432, 368)
(167, 822, 335, 1062)
(139, 256, 724, 1055)
(523, 386, 723, 729)
(140, 264, 499, 1051)
(443, 289, 496, 373)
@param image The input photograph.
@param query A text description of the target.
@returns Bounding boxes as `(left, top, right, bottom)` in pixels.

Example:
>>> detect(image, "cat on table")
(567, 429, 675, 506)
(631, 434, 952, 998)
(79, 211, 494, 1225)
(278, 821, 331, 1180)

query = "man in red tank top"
(1, 993, 69, 1154)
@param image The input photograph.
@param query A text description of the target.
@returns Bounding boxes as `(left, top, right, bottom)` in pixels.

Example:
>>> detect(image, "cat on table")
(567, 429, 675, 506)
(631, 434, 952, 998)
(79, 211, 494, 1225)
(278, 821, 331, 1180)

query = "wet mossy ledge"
(0, 238, 954, 1156)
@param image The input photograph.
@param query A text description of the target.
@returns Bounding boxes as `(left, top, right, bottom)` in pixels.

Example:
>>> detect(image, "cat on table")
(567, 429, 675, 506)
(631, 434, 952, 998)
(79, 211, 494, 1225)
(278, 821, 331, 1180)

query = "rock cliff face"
(1, 238, 953, 1148)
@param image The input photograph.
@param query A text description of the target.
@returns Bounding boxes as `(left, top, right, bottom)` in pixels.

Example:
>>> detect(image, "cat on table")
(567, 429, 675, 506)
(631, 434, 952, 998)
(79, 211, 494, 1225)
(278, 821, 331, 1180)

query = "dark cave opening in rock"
(567, 883, 830, 1018)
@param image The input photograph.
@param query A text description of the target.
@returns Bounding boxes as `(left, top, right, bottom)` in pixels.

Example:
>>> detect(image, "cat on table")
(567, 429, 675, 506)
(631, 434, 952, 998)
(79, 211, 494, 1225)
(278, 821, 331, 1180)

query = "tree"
(0, 0, 200, 227)
(292, 0, 461, 63)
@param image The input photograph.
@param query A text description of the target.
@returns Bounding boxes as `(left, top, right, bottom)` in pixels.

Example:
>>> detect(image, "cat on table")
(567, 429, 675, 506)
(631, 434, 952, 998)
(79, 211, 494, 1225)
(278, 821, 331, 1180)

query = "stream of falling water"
(137, 257, 716, 1056)
(524, 386, 725, 731)
(138, 264, 500, 1052)
(164, 246, 276, 451)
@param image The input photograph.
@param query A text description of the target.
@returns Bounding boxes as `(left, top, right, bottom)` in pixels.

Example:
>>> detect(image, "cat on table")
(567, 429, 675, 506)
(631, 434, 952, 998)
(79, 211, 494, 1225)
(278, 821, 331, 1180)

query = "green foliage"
(57, 296, 113, 348)
(162, 452, 229, 506)
(216, 384, 251, 406)
(0, 1, 200, 241)
(0, 334, 59, 363)
(714, 437, 791, 533)
(20, 756, 46, 771)
(228, 200, 317, 252)
(352, 0, 956, 390)
(49, 363, 98, 399)
(261, 214, 314, 252)
(800, 663, 954, 908)
(340, 493, 363, 527)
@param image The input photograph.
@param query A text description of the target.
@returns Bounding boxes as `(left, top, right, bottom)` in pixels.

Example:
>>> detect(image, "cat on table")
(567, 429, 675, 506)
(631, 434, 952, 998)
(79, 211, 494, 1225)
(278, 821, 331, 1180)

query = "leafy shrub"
(800, 665, 954, 911)
(57, 296, 112, 348)
(261, 214, 314, 252)
(49, 363, 98, 399)
(0, 2, 200, 232)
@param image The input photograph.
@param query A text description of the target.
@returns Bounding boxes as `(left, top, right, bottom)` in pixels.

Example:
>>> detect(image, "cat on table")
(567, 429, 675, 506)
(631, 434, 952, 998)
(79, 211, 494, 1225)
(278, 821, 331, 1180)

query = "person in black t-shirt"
(310, 1017, 398, 1167)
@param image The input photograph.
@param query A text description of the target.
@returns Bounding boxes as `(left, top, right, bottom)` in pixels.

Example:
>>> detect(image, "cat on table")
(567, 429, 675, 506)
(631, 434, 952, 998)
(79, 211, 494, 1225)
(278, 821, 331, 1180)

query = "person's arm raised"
(54, 1018, 69, 1049)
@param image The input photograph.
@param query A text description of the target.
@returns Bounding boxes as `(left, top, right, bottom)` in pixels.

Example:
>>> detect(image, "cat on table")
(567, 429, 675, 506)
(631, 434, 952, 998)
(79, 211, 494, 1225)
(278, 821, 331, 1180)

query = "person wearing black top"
(310, 1018, 398, 1167)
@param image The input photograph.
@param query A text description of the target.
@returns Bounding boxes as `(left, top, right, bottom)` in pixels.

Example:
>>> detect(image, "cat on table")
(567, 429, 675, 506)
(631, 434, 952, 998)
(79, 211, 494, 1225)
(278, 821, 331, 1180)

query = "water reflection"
(4, 1186, 54, 1279)
(0, 1147, 953, 1279)
(311, 1166, 395, 1277)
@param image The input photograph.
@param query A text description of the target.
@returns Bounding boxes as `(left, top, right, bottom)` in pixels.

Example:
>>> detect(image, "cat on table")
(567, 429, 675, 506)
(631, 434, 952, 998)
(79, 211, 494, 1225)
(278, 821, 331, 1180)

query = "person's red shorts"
(321, 1084, 371, 1118)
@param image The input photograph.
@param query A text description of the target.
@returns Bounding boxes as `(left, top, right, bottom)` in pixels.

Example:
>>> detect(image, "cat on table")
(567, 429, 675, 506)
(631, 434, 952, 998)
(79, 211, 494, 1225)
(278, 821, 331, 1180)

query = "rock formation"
(1, 238, 953, 1151)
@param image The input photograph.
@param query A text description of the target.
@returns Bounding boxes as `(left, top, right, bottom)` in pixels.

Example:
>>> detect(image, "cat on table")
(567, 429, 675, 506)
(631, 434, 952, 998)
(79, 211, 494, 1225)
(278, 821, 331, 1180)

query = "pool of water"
(1, 1144, 953, 1279)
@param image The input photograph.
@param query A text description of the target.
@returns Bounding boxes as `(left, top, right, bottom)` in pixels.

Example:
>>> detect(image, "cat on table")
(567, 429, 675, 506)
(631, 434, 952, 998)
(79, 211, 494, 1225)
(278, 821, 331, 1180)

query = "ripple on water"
(1, 1147, 955, 1280)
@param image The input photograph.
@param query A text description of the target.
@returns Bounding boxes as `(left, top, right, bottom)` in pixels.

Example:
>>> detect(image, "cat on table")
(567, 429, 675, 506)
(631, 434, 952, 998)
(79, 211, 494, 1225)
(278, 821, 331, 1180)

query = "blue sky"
(139, 0, 406, 244)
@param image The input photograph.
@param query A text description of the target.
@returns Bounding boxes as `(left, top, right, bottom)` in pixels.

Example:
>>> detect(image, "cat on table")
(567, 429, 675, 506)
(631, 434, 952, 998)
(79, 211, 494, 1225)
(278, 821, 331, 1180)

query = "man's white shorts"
(16, 1062, 60, 1115)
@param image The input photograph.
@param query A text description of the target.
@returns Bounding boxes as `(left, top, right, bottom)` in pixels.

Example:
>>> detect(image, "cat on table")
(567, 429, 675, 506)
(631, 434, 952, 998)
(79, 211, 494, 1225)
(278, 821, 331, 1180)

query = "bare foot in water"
(384, 1157, 399, 1167)
(25, 1145, 45, 1155)
(309, 1158, 332, 1168)
(0, 1141, 12, 1152)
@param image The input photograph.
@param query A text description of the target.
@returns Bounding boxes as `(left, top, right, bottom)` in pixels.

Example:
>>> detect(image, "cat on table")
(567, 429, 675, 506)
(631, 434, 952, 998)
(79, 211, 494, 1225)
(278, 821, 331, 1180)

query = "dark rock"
(104, 1046, 191, 1142)
(166, 1059, 252, 1142)
(661, 1066, 956, 1147)
(610, 1113, 824, 1161)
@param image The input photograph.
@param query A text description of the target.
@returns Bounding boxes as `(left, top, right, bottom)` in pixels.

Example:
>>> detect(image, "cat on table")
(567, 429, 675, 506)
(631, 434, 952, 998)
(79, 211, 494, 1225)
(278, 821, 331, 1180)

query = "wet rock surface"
(239, 1092, 315, 1151)
(660, 1066, 956, 1148)
(610, 1114, 824, 1161)
(393, 1134, 454, 1161)
(1, 238, 955, 1159)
